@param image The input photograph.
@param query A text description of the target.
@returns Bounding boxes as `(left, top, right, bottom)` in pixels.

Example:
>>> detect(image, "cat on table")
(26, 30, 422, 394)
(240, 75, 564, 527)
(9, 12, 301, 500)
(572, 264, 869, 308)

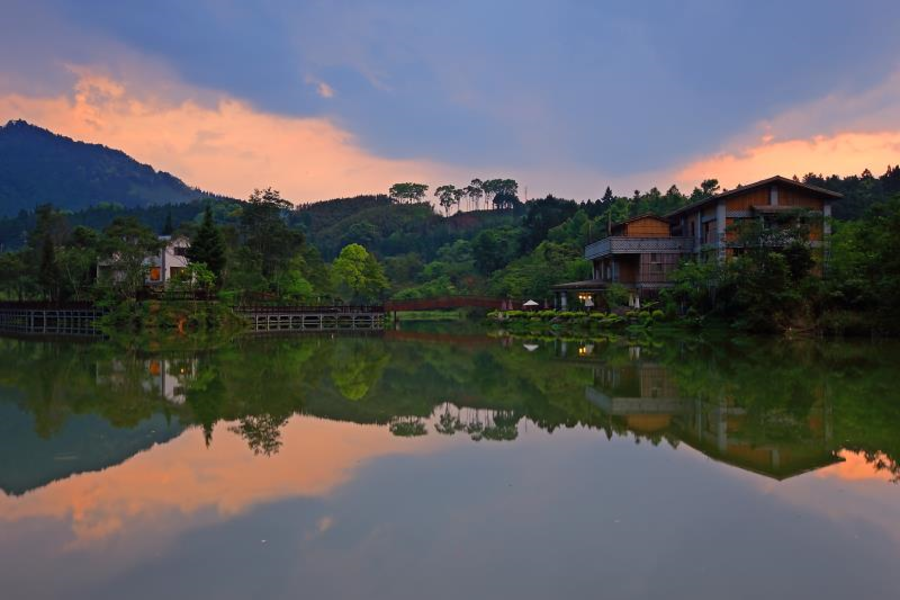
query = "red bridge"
(384, 296, 525, 312)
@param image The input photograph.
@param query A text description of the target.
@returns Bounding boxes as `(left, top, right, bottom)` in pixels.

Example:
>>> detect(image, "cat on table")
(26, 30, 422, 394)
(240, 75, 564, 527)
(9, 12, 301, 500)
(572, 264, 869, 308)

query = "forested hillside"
(0, 120, 223, 216)
(0, 124, 897, 309)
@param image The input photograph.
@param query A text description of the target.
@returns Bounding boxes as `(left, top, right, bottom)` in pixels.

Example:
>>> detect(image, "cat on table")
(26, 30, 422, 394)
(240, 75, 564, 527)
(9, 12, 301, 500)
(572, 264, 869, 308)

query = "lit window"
(149, 267, 161, 281)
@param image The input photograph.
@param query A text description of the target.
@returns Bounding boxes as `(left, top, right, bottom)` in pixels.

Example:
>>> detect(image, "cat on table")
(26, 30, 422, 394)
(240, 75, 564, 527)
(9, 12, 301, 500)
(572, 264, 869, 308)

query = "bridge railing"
(235, 304, 385, 314)
(384, 296, 522, 311)
(0, 301, 100, 310)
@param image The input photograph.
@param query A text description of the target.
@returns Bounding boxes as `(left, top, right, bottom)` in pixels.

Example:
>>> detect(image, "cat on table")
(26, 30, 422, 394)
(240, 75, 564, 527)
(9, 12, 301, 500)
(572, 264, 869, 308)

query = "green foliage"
(521, 195, 579, 251)
(97, 217, 162, 299)
(167, 263, 216, 297)
(331, 243, 389, 303)
(239, 187, 304, 280)
(825, 196, 900, 332)
(274, 257, 317, 302)
(187, 204, 227, 280)
(388, 182, 429, 204)
(490, 241, 591, 300)
(605, 283, 630, 309)
(472, 227, 519, 275)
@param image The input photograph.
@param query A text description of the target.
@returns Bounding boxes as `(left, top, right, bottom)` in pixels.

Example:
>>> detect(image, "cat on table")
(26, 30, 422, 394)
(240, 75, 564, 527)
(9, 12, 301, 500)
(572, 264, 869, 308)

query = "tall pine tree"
(187, 204, 226, 282)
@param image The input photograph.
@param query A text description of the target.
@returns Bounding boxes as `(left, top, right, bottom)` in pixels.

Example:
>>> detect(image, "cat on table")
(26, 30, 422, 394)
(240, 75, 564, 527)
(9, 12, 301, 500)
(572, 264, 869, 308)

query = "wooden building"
(552, 175, 841, 309)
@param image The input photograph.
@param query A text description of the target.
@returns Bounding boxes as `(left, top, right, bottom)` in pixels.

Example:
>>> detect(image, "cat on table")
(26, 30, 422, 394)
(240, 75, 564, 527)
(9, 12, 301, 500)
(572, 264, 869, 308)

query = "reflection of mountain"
(2, 332, 898, 491)
(585, 359, 842, 480)
(0, 401, 185, 496)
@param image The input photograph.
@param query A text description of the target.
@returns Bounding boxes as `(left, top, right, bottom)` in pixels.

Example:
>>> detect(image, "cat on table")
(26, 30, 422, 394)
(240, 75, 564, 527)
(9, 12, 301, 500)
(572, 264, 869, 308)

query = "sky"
(2, 0, 900, 204)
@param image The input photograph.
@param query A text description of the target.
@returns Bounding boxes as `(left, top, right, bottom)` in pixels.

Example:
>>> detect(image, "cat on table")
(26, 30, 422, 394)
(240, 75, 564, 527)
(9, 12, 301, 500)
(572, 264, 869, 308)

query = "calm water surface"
(1, 326, 898, 600)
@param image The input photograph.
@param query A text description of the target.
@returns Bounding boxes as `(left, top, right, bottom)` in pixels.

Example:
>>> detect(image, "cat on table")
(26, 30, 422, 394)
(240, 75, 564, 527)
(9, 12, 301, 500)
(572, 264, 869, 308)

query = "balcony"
(584, 236, 695, 260)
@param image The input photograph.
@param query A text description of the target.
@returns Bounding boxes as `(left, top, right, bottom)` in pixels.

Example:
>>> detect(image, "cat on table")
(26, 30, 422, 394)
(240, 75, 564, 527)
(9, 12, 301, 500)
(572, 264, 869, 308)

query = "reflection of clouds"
(756, 450, 900, 546)
(0, 416, 444, 547)
(815, 450, 897, 483)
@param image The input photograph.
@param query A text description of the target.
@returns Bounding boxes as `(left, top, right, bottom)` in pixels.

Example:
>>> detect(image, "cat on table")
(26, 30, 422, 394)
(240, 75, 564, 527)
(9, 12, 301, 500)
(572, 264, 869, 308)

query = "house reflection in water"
(95, 358, 198, 405)
(143, 359, 198, 405)
(582, 349, 841, 480)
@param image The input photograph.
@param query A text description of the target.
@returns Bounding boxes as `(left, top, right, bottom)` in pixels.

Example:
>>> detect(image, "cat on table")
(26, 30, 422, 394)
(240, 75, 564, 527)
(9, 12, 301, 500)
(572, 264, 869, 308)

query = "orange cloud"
(0, 416, 445, 547)
(0, 70, 447, 203)
(675, 129, 900, 190)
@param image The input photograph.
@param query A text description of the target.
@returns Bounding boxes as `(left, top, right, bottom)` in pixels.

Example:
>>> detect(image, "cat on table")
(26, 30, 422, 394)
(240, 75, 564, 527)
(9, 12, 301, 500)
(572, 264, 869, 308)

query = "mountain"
(0, 120, 212, 216)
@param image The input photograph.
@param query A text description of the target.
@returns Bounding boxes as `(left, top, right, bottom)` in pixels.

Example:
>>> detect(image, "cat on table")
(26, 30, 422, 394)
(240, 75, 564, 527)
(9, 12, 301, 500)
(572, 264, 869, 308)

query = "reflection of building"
(553, 176, 841, 308)
(585, 357, 842, 480)
(142, 358, 198, 404)
(95, 357, 198, 404)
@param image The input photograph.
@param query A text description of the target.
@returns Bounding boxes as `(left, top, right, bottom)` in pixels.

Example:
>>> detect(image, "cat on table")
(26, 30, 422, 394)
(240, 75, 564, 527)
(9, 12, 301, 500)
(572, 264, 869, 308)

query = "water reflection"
(585, 355, 839, 480)
(1, 330, 899, 600)
(1, 332, 898, 495)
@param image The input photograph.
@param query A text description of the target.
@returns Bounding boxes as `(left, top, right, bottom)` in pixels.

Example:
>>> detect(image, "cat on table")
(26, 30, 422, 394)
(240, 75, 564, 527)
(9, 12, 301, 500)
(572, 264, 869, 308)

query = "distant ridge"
(0, 120, 223, 216)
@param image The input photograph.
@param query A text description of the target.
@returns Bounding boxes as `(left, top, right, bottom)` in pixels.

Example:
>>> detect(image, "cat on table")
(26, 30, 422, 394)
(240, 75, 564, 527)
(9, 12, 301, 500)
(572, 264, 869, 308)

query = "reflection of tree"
(434, 404, 465, 435)
(389, 416, 427, 437)
(329, 340, 390, 401)
(228, 414, 288, 456)
(3, 332, 900, 483)
(482, 410, 521, 441)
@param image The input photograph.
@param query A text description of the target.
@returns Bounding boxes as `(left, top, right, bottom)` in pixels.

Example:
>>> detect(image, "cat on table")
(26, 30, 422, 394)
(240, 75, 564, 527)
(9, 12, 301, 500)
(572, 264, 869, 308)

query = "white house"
(98, 234, 191, 286)
(146, 235, 190, 285)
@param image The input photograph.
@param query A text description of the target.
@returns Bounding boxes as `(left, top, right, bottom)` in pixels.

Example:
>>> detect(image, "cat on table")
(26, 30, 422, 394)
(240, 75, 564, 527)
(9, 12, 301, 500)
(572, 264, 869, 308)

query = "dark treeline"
(0, 188, 389, 309)
(0, 166, 898, 334)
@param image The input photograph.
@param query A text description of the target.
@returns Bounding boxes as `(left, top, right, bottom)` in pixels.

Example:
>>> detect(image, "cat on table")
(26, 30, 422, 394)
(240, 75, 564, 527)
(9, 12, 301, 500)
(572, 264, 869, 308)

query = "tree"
(98, 217, 162, 299)
(187, 204, 227, 281)
(389, 182, 429, 204)
(435, 185, 458, 216)
(57, 226, 99, 300)
(473, 228, 518, 275)
(453, 187, 466, 213)
(482, 178, 519, 209)
(239, 187, 304, 280)
(521, 195, 579, 252)
(0, 252, 31, 300)
(38, 234, 60, 301)
(331, 243, 389, 303)
(601, 186, 614, 203)
(690, 178, 721, 202)
(467, 179, 484, 210)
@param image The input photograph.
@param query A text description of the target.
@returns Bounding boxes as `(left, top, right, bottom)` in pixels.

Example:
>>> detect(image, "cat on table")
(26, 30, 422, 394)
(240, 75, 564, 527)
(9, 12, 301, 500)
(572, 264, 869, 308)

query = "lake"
(1, 326, 898, 600)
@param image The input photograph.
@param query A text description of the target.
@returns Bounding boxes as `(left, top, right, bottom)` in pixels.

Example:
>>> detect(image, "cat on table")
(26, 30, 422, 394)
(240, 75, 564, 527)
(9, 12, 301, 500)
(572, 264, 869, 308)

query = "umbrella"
(523, 300, 539, 307)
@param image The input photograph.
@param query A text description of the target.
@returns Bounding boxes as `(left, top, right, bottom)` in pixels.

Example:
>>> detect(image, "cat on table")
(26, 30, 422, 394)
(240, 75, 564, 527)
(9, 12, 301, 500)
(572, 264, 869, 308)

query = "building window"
(169, 266, 185, 281)
(149, 266, 161, 281)
(173, 246, 188, 257)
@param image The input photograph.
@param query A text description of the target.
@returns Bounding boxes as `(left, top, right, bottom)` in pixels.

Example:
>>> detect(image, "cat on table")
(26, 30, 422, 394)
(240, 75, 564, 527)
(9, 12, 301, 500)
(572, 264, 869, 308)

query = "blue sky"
(2, 0, 899, 202)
